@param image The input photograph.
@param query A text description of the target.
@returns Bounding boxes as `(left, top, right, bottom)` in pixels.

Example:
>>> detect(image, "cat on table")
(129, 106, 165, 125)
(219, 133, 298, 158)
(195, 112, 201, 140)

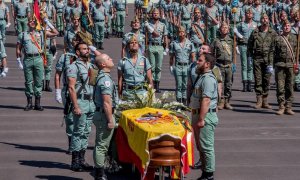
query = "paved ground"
(1, 5, 300, 180)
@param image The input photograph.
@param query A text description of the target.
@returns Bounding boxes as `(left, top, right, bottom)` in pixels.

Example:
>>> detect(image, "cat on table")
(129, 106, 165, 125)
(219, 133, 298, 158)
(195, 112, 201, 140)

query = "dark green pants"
(253, 60, 271, 96)
(275, 66, 294, 106)
(219, 66, 232, 98)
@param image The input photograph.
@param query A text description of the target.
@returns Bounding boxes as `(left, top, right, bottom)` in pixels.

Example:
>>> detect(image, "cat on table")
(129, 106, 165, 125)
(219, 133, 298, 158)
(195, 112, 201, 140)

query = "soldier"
(0, 0, 10, 43)
(65, 14, 81, 53)
(113, 0, 128, 38)
(91, 0, 108, 50)
(291, 10, 300, 91)
(121, 16, 145, 58)
(71, 0, 82, 16)
(64, 0, 75, 31)
(235, 8, 257, 92)
(144, 8, 168, 93)
(252, 0, 264, 25)
(190, 7, 206, 58)
(67, 42, 95, 172)
(191, 53, 218, 180)
(0, 33, 8, 77)
(273, 20, 298, 115)
(248, 14, 277, 109)
(179, 0, 193, 37)
(103, 0, 113, 38)
(14, 0, 30, 34)
(54, 0, 66, 36)
(217, 0, 231, 24)
(93, 54, 118, 180)
(117, 36, 153, 100)
(204, 0, 220, 44)
(169, 26, 196, 105)
(161, 0, 174, 40)
(212, 22, 234, 110)
(16, 15, 58, 111)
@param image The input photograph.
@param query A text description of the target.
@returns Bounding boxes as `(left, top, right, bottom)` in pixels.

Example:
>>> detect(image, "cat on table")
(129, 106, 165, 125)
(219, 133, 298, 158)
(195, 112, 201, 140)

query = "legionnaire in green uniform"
(273, 20, 298, 115)
(179, 0, 193, 37)
(0, 33, 8, 77)
(55, 52, 77, 154)
(122, 16, 145, 58)
(117, 36, 153, 100)
(191, 53, 218, 180)
(212, 22, 234, 110)
(54, 0, 66, 36)
(248, 14, 277, 109)
(235, 8, 257, 92)
(93, 54, 118, 180)
(16, 15, 58, 111)
(103, 0, 113, 38)
(113, 0, 128, 38)
(144, 8, 168, 92)
(64, 0, 75, 31)
(14, 0, 30, 34)
(91, 0, 108, 50)
(0, 0, 11, 43)
(169, 26, 195, 105)
(204, 0, 220, 44)
(67, 42, 95, 172)
(64, 14, 81, 53)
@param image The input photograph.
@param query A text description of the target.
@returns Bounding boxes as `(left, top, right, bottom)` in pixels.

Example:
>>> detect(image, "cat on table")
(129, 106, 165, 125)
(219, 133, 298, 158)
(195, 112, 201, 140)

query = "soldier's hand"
(169, 66, 174, 76)
(107, 121, 115, 130)
(55, 89, 62, 104)
(73, 106, 82, 116)
(17, 58, 23, 70)
(193, 120, 205, 129)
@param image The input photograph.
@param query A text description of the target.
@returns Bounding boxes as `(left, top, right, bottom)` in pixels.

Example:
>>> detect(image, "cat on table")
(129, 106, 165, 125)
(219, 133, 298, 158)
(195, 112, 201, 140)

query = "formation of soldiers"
(0, 0, 299, 179)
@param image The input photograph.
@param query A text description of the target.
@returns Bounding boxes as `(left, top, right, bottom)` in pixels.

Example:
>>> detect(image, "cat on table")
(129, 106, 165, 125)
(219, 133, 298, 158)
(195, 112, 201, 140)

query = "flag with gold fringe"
(33, 0, 42, 30)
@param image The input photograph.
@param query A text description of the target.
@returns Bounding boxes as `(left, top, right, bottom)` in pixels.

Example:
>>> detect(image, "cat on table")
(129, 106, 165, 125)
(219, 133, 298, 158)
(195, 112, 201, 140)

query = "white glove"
(44, 18, 55, 29)
(5, 23, 11, 28)
(144, 21, 149, 27)
(169, 66, 174, 76)
(234, 27, 244, 39)
(266, 65, 274, 74)
(17, 58, 23, 70)
(55, 89, 62, 104)
(236, 46, 240, 55)
(0, 68, 8, 77)
(88, 45, 97, 52)
(144, 22, 154, 33)
(163, 48, 169, 55)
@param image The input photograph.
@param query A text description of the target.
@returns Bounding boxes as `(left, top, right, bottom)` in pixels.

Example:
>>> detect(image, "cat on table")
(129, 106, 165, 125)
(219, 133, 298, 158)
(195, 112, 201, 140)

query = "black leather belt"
(94, 19, 104, 22)
(25, 53, 40, 57)
(0, 18, 5, 20)
(182, 18, 190, 21)
(77, 94, 93, 100)
(17, 15, 27, 18)
(192, 108, 217, 114)
(126, 85, 144, 90)
(176, 62, 189, 66)
(149, 42, 162, 46)
(96, 107, 115, 113)
(117, 9, 125, 11)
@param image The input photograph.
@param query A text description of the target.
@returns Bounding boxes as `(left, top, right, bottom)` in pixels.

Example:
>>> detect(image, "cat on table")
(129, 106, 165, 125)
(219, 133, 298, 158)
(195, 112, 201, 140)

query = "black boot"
(71, 151, 83, 172)
(45, 80, 53, 92)
(42, 80, 45, 91)
(112, 29, 116, 36)
(79, 149, 93, 171)
(99, 42, 104, 50)
(294, 83, 300, 92)
(34, 97, 44, 111)
(153, 81, 157, 90)
(94, 167, 108, 180)
(156, 81, 161, 93)
(24, 97, 33, 111)
(104, 32, 109, 39)
(242, 80, 247, 92)
(66, 136, 71, 155)
(182, 98, 187, 106)
(247, 80, 253, 92)
(197, 171, 214, 180)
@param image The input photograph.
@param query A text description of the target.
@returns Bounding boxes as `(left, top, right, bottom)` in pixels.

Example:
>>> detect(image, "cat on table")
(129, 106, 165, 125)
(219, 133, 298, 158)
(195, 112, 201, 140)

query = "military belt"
(0, 18, 5, 20)
(17, 15, 27, 18)
(96, 107, 115, 114)
(77, 94, 93, 100)
(126, 85, 144, 90)
(192, 108, 216, 114)
(25, 53, 40, 57)
(182, 18, 191, 21)
(94, 19, 104, 22)
(116, 9, 125, 11)
(176, 62, 189, 66)
(149, 42, 162, 46)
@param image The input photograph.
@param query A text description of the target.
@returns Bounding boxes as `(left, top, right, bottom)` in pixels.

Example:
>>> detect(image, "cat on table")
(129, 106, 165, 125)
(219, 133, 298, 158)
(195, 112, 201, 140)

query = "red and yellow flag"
(33, 0, 42, 30)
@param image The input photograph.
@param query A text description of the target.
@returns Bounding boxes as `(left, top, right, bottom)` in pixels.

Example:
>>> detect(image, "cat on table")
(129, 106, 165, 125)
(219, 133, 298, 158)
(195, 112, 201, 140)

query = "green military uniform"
(64, 26, 77, 53)
(91, 4, 107, 49)
(44, 37, 55, 83)
(0, 3, 9, 43)
(148, 20, 168, 83)
(190, 70, 218, 174)
(190, 20, 205, 58)
(247, 26, 276, 100)
(54, 0, 65, 35)
(161, 1, 174, 39)
(14, 1, 30, 34)
(204, 5, 219, 44)
(0, 33, 6, 63)
(113, 0, 127, 36)
(169, 38, 195, 101)
(291, 25, 300, 90)
(18, 31, 44, 98)
(212, 35, 233, 106)
(273, 33, 298, 112)
(66, 60, 95, 153)
(64, 5, 74, 30)
(179, 3, 193, 35)
(117, 54, 152, 99)
(55, 53, 76, 151)
(93, 70, 118, 168)
(122, 31, 145, 56)
(103, 0, 113, 37)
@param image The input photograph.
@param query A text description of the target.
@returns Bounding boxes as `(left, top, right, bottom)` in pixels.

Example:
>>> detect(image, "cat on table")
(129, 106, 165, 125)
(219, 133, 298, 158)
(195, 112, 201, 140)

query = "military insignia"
(105, 81, 111, 87)
(139, 62, 144, 66)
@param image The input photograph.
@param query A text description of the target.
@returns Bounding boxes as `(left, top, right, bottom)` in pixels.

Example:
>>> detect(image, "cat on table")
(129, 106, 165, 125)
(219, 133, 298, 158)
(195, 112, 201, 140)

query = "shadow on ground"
(0, 142, 67, 153)
(19, 160, 70, 169)
(36, 175, 83, 180)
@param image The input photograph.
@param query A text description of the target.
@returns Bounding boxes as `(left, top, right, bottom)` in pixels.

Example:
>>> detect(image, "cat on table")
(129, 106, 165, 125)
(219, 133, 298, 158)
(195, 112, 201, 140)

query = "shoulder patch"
(105, 81, 111, 87)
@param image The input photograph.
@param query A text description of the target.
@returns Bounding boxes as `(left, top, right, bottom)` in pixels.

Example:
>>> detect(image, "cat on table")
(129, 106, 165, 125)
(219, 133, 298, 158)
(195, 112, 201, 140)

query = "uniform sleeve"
(122, 34, 127, 45)
(17, 33, 23, 44)
(99, 77, 113, 96)
(145, 57, 152, 70)
(66, 64, 78, 78)
(202, 76, 217, 98)
(169, 41, 174, 54)
(163, 23, 168, 36)
(190, 43, 196, 53)
(5, 6, 9, 13)
(55, 54, 65, 71)
(117, 59, 124, 71)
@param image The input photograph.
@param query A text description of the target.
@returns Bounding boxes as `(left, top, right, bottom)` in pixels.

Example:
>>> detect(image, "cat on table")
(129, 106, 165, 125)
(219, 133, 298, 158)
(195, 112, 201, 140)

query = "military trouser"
(253, 59, 271, 96)
(81, 14, 93, 34)
(219, 65, 232, 98)
(44, 51, 54, 81)
(148, 45, 164, 81)
(0, 20, 6, 43)
(16, 17, 28, 34)
(93, 21, 105, 43)
(239, 45, 253, 81)
(93, 110, 115, 168)
(275, 66, 294, 106)
(181, 19, 191, 35)
(192, 112, 218, 172)
(111, 16, 116, 32)
(56, 13, 64, 32)
(207, 25, 217, 44)
(105, 15, 112, 33)
(174, 63, 189, 99)
(116, 10, 125, 32)
(294, 69, 300, 84)
(23, 56, 44, 98)
(62, 86, 74, 138)
(70, 98, 95, 152)
(164, 20, 173, 39)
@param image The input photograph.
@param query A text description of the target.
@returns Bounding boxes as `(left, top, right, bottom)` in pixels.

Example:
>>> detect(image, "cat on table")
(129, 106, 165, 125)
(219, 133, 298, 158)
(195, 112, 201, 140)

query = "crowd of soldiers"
(0, 0, 299, 179)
